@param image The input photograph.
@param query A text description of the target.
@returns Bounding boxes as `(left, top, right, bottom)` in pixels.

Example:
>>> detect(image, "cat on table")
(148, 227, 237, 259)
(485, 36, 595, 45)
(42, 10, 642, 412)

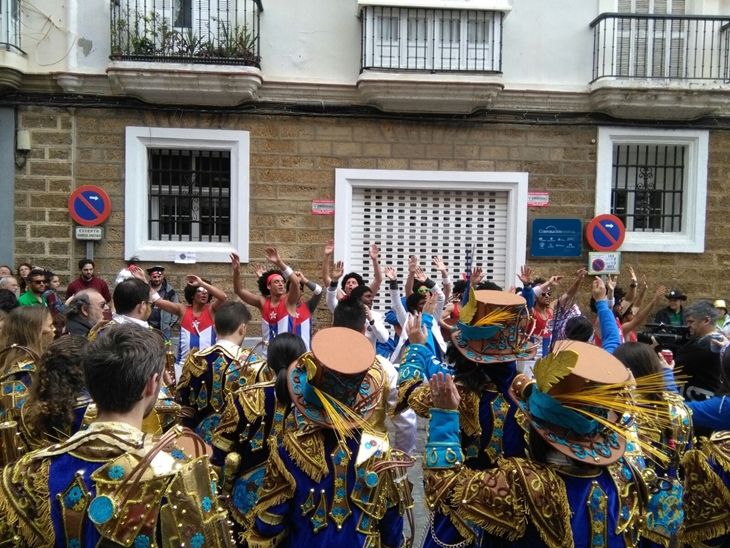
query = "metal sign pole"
(86, 241, 94, 261)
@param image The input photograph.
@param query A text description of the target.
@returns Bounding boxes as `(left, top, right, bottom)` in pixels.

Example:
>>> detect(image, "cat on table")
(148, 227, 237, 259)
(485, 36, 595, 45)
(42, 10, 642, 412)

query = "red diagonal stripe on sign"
(78, 194, 102, 218)
(596, 222, 618, 245)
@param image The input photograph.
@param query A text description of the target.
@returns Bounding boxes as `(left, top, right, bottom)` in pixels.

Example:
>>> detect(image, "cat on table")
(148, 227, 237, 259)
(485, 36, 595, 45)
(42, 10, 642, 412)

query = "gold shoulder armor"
(282, 428, 327, 482)
(178, 350, 206, 389)
(0, 453, 52, 547)
(680, 448, 730, 545)
(702, 431, 730, 472)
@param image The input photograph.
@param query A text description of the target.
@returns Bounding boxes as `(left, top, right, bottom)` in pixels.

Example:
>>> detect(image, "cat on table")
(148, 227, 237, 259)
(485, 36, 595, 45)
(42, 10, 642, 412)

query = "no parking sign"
(68, 186, 111, 227)
(586, 214, 625, 252)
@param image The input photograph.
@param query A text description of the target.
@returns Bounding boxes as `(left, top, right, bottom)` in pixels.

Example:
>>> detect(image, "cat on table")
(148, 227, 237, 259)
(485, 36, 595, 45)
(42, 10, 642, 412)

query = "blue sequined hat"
(451, 290, 537, 364)
(288, 327, 384, 429)
(510, 340, 632, 466)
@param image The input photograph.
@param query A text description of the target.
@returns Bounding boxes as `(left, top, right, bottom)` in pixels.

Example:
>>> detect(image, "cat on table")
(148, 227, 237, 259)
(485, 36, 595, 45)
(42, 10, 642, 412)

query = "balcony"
(357, 4, 506, 114)
(106, 0, 263, 106)
(0, 0, 26, 91)
(589, 13, 730, 120)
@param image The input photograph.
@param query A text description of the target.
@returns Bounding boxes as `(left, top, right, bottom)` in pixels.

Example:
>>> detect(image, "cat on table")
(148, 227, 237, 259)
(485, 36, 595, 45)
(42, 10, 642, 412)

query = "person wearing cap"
(653, 289, 687, 326)
(245, 327, 409, 548)
(423, 340, 677, 548)
(146, 265, 178, 340)
(714, 299, 730, 336)
(397, 289, 536, 548)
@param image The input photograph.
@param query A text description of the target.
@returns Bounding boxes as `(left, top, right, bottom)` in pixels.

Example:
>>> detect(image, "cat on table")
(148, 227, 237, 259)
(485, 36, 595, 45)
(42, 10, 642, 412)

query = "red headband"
(267, 273, 282, 286)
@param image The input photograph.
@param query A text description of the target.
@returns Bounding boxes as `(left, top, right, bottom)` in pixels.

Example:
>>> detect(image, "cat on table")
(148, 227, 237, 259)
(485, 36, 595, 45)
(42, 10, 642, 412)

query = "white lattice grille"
(348, 187, 509, 313)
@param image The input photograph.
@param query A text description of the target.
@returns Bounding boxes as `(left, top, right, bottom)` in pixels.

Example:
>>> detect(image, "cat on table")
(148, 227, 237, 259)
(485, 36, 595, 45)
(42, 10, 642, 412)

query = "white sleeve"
(379, 357, 417, 455)
(326, 286, 338, 313)
(432, 281, 446, 321)
(370, 310, 390, 343)
(390, 285, 409, 328)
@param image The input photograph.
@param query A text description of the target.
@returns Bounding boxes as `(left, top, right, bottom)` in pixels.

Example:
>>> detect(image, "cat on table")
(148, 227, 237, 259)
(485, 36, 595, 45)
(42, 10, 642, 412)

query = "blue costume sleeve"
(425, 409, 464, 468)
(521, 285, 536, 311)
(685, 396, 730, 432)
(596, 299, 620, 354)
(379, 506, 404, 548)
(253, 499, 290, 539)
(663, 368, 680, 394)
(396, 344, 452, 413)
(420, 313, 441, 359)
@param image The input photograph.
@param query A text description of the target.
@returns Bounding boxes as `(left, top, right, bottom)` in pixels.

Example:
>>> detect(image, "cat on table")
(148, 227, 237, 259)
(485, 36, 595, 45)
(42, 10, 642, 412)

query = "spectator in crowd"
(0, 276, 19, 297)
(145, 265, 178, 340)
(0, 266, 11, 278)
(715, 299, 730, 335)
(65, 258, 112, 303)
(17, 269, 48, 307)
(16, 262, 31, 294)
(0, 289, 18, 315)
(41, 270, 65, 315)
(675, 300, 722, 402)
(653, 288, 687, 326)
(65, 289, 107, 336)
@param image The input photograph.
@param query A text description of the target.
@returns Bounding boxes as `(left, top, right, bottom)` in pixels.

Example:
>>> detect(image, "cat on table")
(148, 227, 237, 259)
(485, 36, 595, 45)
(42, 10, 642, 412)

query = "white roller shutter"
(348, 186, 509, 313)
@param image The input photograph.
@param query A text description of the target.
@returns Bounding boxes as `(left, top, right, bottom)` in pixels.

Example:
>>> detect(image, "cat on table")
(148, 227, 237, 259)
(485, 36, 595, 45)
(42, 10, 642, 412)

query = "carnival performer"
(0, 324, 234, 548)
(211, 332, 307, 541)
(139, 268, 228, 378)
(177, 301, 269, 444)
(19, 335, 90, 451)
(323, 239, 383, 312)
(0, 306, 54, 421)
(245, 327, 411, 548)
(231, 248, 304, 352)
(422, 339, 677, 548)
(397, 289, 535, 547)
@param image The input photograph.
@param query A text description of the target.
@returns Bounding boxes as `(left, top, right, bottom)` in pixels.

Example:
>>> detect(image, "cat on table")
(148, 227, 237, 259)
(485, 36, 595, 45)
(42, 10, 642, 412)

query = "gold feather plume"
(473, 307, 518, 327)
(532, 349, 579, 394)
(460, 287, 478, 324)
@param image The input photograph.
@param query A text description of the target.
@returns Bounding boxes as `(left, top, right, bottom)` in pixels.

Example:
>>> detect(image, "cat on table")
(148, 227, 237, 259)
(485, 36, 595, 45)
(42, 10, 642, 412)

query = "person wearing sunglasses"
(17, 269, 48, 307)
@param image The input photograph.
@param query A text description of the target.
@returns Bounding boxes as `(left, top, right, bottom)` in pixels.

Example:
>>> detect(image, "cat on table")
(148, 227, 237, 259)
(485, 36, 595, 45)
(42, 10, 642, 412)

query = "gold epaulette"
(86, 320, 114, 341)
(680, 447, 730, 545)
(0, 359, 35, 381)
(177, 348, 204, 389)
(409, 384, 481, 438)
(701, 431, 730, 472)
(0, 452, 52, 547)
(237, 382, 274, 424)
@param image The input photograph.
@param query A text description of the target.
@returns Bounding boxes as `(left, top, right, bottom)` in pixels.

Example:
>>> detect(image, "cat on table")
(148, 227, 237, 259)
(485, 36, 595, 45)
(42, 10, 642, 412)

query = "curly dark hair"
(23, 335, 89, 444)
(257, 269, 283, 297)
(341, 272, 365, 292)
(183, 279, 214, 305)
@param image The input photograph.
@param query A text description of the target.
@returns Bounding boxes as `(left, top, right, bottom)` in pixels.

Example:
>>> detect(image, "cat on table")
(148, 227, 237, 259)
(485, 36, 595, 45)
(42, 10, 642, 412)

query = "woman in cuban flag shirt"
(230, 247, 304, 355)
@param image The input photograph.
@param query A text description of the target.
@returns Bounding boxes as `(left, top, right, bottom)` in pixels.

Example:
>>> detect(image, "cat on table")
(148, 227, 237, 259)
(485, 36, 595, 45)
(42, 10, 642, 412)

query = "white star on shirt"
(269, 311, 277, 320)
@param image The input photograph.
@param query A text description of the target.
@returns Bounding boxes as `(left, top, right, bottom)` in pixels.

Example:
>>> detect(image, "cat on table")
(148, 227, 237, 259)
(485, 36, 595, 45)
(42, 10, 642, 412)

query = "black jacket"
(674, 334, 722, 401)
(65, 314, 93, 337)
(653, 306, 686, 326)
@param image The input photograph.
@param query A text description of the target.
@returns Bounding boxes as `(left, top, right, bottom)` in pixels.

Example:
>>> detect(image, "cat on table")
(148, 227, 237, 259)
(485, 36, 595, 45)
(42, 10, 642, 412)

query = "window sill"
(617, 233, 705, 254)
(127, 240, 239, 263)
(357, 0, 511, 12)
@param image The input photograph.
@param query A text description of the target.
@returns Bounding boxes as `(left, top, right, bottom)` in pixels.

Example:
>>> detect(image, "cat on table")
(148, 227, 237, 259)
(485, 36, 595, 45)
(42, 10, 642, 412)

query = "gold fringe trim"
(679, 449, 730, 545)
(0, 456, 53, 547)
(282, 429, 327, 483)
(177, 350, 205, 390)
(243, 527, 288, 548)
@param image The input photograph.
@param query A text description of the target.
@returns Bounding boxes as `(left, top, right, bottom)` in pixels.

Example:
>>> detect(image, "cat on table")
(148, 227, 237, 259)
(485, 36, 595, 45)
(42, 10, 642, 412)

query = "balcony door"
(616, 0, 687, 78)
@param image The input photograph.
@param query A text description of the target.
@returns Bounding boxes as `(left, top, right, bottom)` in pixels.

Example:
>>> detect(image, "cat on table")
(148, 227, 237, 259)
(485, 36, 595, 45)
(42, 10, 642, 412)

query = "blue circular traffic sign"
(68, 186, 111, 227)
(586, 214, 625, 252)
(591, 258, 606, 272)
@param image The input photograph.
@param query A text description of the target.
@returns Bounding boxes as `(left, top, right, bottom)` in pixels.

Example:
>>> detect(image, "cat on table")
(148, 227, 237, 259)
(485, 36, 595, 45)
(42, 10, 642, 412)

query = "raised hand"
(471, 266, 483, 287)
(331, 261, 344, 281)
(429, 372, 461, 411)
(385, 266, 397, 282)
(592, 276, 607, 301)
(264, 247, 282, 265)
(548, 275, 564, 287)
(654, 286, 666, 300)
(369, 243, 380, 260)
(605, 275, 617, 292)
(414, 266, 427, 283)
(253, 263, 266, 278)
(406, 312, 428, 345)
(186, 274, 203, 287)
(129, 265, 148, 283)
(324, 239, 334, 256)
(408, 255, 418, 273)
(575, 268, 588, 279)
(628, 266, 637, 283)
(295, 270, 309, 284)
(517, 265, 533, 286)
(230, 253, 241, 272)
(432, 256, 447, 273)
(423, 292, 437, 315)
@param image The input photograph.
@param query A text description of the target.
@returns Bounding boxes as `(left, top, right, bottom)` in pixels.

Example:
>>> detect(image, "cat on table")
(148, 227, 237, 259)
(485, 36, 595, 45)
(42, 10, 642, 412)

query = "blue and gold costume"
(211, 382, 289, 539)
(681, 431, 730, 547)
(18, 392, 93, 452)
(0, 421, 234, 548)
(177, 341, 269, 444)
(0, 347, 38, 422)
(245, 327, 410, 548)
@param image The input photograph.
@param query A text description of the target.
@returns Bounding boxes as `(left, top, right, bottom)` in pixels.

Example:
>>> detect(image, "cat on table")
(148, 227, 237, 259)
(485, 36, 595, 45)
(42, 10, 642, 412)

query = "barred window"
(148, 149, 231, 242)
(611, 144, 685, 232)
(595, 127, 708, 253)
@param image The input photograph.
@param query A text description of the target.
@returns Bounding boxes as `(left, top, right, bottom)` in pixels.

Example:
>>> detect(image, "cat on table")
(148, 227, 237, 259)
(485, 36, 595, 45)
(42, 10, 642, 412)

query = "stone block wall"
(14, 106, 730, 334)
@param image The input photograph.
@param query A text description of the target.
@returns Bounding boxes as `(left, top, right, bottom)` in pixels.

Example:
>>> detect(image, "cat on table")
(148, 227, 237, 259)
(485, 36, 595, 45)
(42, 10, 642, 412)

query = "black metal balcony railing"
(110, 0, 261, 66)
(361, 6, 503, 73)
(591, 13, 730, 82)
(1, 0, 22, 52)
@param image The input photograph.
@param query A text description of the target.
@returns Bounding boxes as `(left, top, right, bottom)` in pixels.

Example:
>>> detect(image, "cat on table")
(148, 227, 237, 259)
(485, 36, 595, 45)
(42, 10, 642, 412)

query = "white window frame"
(125, 126, 249, 263)
(334, 169, 528, 283)
(595, 126, 708, 253)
